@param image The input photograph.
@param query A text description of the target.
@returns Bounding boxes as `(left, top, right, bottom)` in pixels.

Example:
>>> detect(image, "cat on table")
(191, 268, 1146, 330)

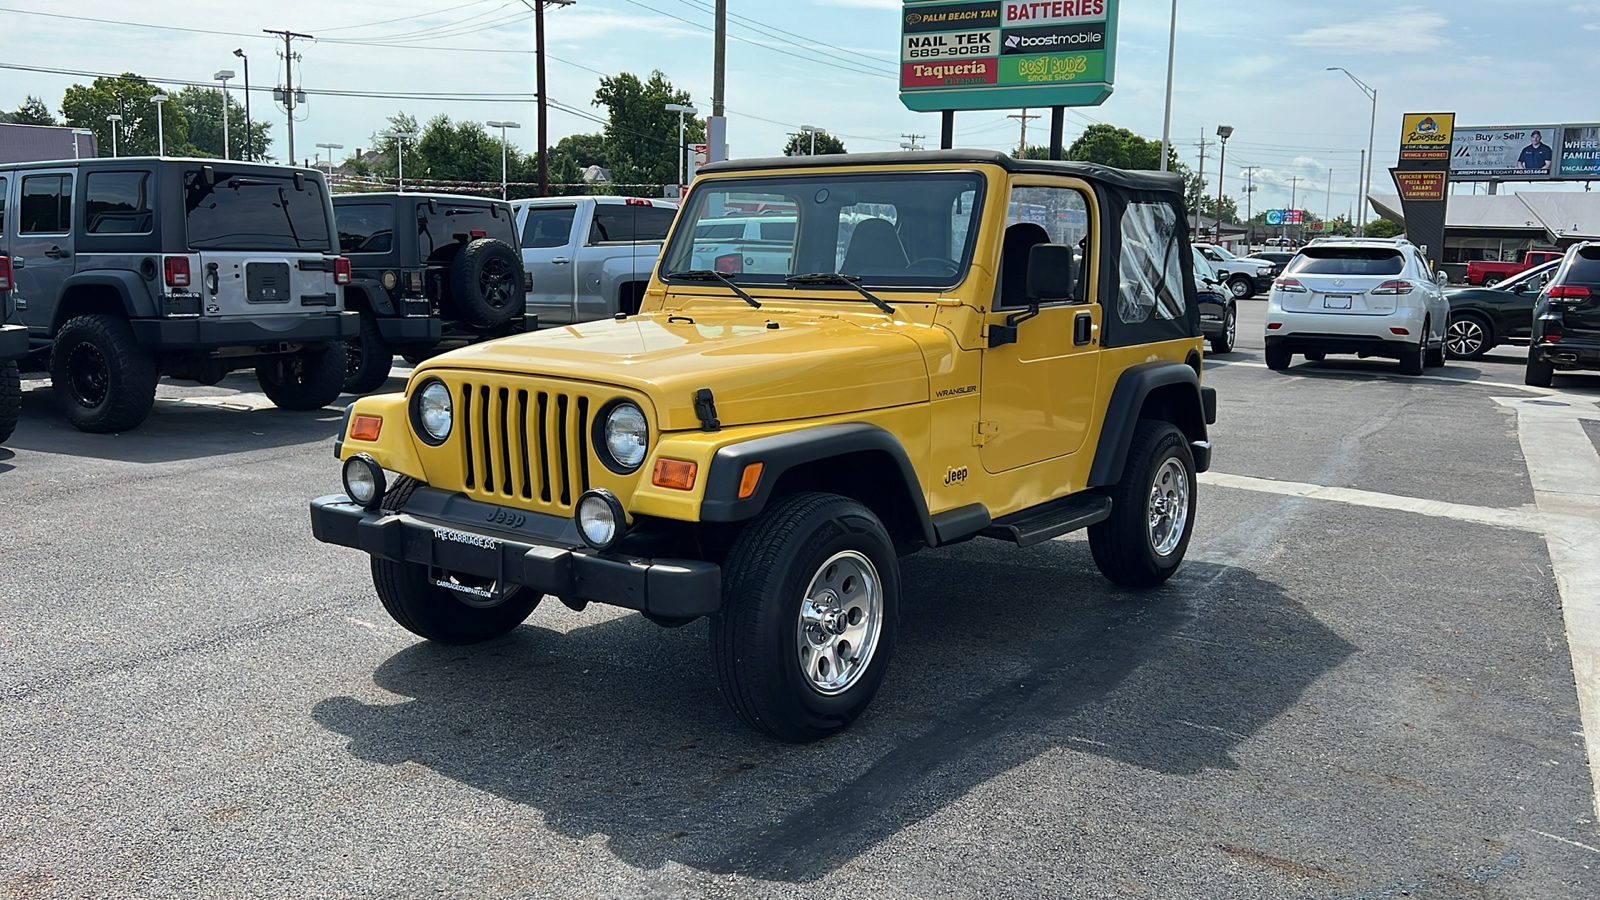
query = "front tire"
(1483, 274, 1504, 288)
(257, 343, 347, 411)
(1209, 306, 1236, 355)
(344, 314, 395, 395)
(1228, 276, 1253, 300)
(1089, 421, 1197, 588)
(711, 492, 900, 742)
(49, 314, 159, 434)
(1446, 313, 1492, 360)
(0, 360, 20, 445)
(370, 476, 542, 644)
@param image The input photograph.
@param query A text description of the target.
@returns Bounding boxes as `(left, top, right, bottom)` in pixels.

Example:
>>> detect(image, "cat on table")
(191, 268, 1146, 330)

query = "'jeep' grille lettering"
(458, 379, 592, 512)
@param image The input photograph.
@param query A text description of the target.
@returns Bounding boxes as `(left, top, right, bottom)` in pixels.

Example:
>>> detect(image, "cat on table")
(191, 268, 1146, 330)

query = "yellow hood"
(416, 309, 932, 431)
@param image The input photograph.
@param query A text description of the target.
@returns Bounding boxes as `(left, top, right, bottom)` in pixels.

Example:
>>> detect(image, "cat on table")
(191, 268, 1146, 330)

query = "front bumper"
(310, 487, 722, 619)
(0, 324, 26, 362)
(130, 311, 359, 350)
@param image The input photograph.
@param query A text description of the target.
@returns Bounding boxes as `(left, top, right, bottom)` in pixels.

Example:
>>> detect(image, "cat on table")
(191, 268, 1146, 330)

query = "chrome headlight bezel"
(576, 488, 627, 551)
(593, 399, 649, 474)
(411, 378, 453, 446)
(342, 453, 387, 511)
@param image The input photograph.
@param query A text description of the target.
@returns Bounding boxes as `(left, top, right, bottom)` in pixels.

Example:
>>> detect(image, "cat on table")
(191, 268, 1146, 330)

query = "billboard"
(900, 0, 1120, 113)
(1264, 209, 1304, 226)
(1450, 125, 1562, 181)
(1559, 125, 1600, 179)
(1399, 113, 1454, 161)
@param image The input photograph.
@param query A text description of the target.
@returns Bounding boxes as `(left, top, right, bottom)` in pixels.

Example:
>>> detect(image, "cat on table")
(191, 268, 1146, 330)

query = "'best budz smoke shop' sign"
(899, 0, 1120, 112)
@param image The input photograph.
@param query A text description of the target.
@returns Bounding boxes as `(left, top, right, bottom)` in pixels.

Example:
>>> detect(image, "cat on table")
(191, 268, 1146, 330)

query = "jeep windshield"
(660, 171, 983, 291)
(184, 170, 332, 252)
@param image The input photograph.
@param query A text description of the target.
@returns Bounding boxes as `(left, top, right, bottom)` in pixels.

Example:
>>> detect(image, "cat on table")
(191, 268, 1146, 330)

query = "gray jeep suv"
(1, 253, 22, 443)
(0, 158, 357, 433)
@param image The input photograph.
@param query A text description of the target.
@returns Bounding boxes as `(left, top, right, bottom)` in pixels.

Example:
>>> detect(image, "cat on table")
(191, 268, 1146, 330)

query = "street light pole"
(800, 124, 822, 156)
(234, 50, 252, 161)
(486, 121, 522, 199)
(71, 128, 93, 160)
(214, 69, 236, 160)
(1328, 67, 1378, 230)
(105, 113, 122, 157)
(151, 94, 168, 157)
(1215, 125, 1233, 242)
(382, 131, 417, 191)
(664, 103, 696, 190)
(1160, 0, 1178, 171)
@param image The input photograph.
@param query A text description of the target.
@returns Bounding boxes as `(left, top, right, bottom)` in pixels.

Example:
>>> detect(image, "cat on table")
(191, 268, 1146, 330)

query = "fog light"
(342, 453, 386, 511)
(576, 489, 626, 551)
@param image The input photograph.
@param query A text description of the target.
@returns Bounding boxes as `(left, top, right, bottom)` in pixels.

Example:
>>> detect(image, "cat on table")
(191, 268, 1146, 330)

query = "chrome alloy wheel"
(796, 550, 883, 696)
(1147, 458, 1190, 558)
(1446, 317, 1486, 358)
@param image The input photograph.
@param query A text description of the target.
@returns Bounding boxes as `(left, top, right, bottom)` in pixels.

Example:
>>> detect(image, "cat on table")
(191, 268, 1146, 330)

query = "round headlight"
(342, 453, 386, 511)
(601, 402, 649, 472)
(576, 489, 625, 551)
(415, 380, 453, 444)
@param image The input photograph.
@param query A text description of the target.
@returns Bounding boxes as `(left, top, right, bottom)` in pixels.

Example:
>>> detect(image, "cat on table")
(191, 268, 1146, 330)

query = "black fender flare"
(1089, 361, 1214, 488)
(345, 279, 397, 316)
(699, 422, 938, 547)
(55, 270, 155, 329)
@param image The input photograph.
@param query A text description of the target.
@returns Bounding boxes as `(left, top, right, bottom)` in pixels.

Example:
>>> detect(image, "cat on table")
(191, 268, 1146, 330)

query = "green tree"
(414, 114, 503, 184)
(592, 71, 703, 190)
(352, 112, 425, 186)
(1, 95, 58, 126)
(1364, 217, 1404, 238)
(61, 74, 183, 156)
(783, 131, 847, 156)
(172, 86, 269, 161)
(1065, 124, 1180, 171)
(544, 132, 609, 196)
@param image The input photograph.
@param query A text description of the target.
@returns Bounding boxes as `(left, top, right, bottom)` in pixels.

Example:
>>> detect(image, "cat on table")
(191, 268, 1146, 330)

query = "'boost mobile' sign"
(900, 0, 1119, 112)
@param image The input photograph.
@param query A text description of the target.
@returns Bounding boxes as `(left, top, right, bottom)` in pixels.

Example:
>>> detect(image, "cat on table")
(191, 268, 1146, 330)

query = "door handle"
(44, 246, 70, 259)
(1074, 313, 1094, 346)
(551, 257, 571, 265)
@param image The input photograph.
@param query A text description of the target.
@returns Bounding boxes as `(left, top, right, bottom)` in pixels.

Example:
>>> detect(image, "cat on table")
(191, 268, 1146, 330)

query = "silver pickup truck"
(512, 196, 678, 323)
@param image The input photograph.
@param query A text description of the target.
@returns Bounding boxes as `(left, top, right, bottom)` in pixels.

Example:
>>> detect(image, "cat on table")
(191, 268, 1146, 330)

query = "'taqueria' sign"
(899, 0, 1120, 113)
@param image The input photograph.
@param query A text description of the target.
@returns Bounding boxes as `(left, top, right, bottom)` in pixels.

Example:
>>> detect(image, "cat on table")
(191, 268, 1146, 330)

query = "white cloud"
(1290, 7, 1451, 53)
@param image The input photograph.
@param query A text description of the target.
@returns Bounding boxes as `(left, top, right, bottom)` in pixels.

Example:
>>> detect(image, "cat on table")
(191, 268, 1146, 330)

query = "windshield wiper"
(665, 270, 761, 308)
(785, 273, 895, 314)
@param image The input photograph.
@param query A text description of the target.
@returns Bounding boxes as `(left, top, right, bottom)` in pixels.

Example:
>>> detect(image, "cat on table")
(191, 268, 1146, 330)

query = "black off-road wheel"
(1089, 421, 1197, 589)
(448, 238, 522, 329)
(370, 476, 542, 644)
(711, 492, 900, 742)
(0, 360, 20, 445)
(257, 343, 347, 411)
(49, 314, 160, 434)
(344, 313, 395, 395)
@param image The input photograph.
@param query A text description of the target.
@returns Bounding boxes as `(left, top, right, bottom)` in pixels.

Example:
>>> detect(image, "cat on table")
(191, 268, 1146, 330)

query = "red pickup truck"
(1466, 250, 1564, 286)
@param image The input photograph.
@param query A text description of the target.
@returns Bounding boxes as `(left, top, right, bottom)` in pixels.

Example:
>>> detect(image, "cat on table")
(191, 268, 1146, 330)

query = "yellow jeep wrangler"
(311, 150, 1216, 741)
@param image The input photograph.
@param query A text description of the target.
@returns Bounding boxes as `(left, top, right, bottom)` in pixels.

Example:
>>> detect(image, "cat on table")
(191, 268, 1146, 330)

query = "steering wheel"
(906, 257, 960, 277)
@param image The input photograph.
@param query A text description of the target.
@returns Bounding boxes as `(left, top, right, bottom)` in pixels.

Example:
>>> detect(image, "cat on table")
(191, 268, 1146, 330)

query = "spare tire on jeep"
(447, 238, 522, 329)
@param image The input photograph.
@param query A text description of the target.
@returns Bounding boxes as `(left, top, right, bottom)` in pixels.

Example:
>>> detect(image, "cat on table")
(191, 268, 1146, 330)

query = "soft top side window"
(1116, 201, 1185, 326)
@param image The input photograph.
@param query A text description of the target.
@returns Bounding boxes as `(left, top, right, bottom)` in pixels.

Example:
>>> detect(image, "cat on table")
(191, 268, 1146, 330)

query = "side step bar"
(982, 495, 1112, 548)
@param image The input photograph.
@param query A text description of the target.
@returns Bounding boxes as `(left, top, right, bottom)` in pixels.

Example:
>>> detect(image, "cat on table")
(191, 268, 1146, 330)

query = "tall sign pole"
(1393, 112, 1455, 272)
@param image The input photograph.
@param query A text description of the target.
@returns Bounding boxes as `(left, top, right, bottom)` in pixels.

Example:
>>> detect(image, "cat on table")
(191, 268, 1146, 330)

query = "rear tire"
(343, 314, 395, 395)
(1446, 313, 1492, 360)
(49, 314, 159, 434)
(1525, 355, 1555, 387)
(1209, 306, 1236, 355)
(370, 476, 542, 644)
(1398, 334, 1426, 375)
(1089, 421, 1196, 588)
(0, 360, 20, 445)
(1265, 343, 1292, 370)
(257, 343, 346, 411)
(1483, 274, 1504, 288)
(711, 492, 900, 742)
(1425, 343, 1446, 368)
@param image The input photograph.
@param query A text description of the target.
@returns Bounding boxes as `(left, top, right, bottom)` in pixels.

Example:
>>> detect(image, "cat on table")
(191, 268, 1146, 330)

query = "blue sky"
(2, 1, 1597, 216)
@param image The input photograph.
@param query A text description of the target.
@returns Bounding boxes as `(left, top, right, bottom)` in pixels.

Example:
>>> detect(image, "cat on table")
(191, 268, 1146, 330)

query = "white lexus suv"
(1263, 238, 1451, 375)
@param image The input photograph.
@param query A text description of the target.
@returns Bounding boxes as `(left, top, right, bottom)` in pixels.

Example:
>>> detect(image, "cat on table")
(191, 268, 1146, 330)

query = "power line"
(611, 0, 896, 81)
(317, 0, 503, 33)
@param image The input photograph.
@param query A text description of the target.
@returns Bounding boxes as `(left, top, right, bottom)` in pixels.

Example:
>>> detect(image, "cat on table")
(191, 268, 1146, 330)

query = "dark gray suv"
(1, 253, 22, 444)
(0, 157, 358, 433)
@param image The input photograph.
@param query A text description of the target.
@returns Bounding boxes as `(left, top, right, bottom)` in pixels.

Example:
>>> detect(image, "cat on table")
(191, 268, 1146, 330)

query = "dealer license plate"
(1323, 294, 1353, 309)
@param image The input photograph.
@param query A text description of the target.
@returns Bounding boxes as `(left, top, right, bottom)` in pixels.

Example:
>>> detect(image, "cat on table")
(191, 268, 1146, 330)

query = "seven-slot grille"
(459, 381, 593, 512)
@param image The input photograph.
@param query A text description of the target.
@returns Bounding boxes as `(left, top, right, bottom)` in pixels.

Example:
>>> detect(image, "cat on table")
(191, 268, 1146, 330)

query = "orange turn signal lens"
(738, 463, 764, 499)
(350, 415, 383, 442)
(652, 458, 698, 491)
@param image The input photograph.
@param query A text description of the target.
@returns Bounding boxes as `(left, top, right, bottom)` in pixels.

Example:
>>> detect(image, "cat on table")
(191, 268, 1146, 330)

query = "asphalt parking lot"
(4, 300, 1600, 898)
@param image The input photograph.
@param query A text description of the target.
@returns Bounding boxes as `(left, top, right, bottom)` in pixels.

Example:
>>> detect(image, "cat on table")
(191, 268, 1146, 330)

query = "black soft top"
(697, 149, 1184, 198)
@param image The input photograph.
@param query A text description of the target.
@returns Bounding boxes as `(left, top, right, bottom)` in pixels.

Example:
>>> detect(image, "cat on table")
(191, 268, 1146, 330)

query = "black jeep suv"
(1526, 242, 1600, 386)
(1, 253, 22, 444)
(0, 158, 357, 433)
(333, 193, 530, 394)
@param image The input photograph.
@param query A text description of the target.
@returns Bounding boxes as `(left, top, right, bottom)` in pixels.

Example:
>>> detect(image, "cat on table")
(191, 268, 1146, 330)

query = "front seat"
(999, 222, 1051, 308)
(841, 218, 909, 274)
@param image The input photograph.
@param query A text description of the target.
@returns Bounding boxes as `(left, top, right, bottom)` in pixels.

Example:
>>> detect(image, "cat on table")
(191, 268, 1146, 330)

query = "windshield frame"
(659, 169, 989, 293)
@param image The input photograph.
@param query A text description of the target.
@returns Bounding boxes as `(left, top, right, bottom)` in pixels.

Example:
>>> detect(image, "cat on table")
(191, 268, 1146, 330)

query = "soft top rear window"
(1287, 247, 1404, 277)
(417, 202, 517, 261)
(185, 170, 332, 251)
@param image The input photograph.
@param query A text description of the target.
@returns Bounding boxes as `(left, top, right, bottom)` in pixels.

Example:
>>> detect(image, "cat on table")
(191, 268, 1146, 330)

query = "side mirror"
(1026, 243, 1079, 302)
(1435, 270, 1449, 287)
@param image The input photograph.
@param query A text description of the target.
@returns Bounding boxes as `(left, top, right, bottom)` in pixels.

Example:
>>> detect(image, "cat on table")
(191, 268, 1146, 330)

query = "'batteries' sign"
(900, 0, 1119, 112)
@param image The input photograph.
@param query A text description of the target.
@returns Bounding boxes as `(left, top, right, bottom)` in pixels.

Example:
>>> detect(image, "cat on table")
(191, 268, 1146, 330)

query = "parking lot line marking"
(1528, 829, 1600, 855)
(1211, 360, 1559, 395)
(1200, 471, 1546, 532)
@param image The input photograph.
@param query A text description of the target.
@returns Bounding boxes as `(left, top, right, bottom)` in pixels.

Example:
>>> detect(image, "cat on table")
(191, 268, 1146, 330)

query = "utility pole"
(523, 2, 573, 197)
(1289, 176, 1301, 244)
(1325, 168, 1333, 231)
(1194, 129, 1210, 237)
(1007, 108, 1039, 157)
(264, 29, 311, 164)
(1241, 166, 1259, 245)
(709, 0, 726, 162)
(900, 133, 925, 151)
